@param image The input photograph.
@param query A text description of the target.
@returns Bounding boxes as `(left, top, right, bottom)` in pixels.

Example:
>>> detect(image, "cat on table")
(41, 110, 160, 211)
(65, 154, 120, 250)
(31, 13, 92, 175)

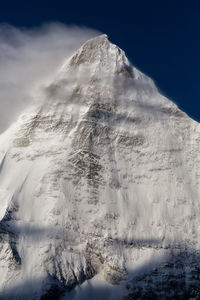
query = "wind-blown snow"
(0, 34, 200, 299)
(0, 23, 100, 133)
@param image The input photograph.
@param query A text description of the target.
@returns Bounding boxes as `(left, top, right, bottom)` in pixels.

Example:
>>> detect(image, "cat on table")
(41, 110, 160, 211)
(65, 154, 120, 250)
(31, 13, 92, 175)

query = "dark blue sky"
(1, 0, 200, 121)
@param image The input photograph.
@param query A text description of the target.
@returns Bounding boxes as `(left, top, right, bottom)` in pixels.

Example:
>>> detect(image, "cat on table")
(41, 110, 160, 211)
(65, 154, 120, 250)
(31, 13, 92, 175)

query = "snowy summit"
(0, 35, 200, 299)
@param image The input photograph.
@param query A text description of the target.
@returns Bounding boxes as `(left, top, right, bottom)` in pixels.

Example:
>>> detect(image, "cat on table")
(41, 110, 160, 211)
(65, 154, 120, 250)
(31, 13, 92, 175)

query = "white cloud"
(0, 22, 100, 133)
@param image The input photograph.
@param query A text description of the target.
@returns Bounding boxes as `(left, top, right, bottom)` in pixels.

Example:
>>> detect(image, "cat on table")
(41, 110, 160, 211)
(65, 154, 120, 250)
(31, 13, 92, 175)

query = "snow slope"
(0, 34, 200, 299)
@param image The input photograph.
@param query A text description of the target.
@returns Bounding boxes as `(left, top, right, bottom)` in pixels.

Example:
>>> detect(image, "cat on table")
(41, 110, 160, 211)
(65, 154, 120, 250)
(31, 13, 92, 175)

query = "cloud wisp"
(0, 23, 100, 133)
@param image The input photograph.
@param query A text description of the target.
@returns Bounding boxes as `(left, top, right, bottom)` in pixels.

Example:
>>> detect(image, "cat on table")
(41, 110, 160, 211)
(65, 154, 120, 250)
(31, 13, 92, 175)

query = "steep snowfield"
(0, 34, 200, 299)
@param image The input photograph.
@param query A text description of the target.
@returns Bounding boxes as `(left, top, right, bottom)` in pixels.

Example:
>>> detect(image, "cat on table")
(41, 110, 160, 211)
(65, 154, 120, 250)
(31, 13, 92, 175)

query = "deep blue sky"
(1, 0, 200, 121)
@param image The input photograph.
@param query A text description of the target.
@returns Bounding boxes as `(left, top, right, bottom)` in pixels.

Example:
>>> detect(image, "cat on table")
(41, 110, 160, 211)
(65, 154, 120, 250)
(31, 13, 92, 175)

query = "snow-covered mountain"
(0, 34, 200, 299)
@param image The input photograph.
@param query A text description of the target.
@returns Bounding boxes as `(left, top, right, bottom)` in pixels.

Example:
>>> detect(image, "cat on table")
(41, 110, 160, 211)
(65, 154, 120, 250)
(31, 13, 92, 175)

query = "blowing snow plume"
(0, 23, 100, 133)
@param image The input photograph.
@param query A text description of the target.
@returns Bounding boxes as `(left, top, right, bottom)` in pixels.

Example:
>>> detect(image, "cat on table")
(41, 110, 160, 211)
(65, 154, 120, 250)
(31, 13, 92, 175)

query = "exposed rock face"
(0, 34, 200, 299)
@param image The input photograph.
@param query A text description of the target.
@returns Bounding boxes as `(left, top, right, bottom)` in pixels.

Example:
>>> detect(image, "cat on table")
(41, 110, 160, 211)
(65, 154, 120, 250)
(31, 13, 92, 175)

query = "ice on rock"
(0, 34, 199, 299)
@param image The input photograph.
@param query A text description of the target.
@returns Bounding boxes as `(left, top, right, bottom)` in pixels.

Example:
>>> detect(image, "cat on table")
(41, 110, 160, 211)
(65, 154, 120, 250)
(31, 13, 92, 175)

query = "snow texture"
(0, 34, 200, 299)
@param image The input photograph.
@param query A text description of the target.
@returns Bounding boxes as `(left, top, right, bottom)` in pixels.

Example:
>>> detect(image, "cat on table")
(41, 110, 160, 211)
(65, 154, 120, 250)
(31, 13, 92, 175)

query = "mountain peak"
(89, 33, 109, 41)
(58, 33, 145, 88)
(65, 33, 127, 70)
(56, 34, 157, 101)
(78, 33, 110, 49)
(0, 30, 199, 300)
